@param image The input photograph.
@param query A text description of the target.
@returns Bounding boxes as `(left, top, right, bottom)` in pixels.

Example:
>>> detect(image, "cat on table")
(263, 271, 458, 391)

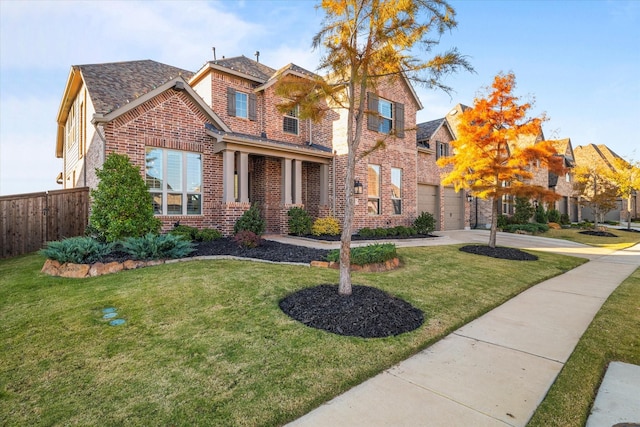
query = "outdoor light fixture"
(354, 179, 363, 195)
(534, 199, 539, 209)
(466, 193, 474, 202)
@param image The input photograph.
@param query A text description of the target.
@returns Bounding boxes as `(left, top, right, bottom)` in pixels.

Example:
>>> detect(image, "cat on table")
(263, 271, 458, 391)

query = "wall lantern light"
(466, 193, 474, 203)
(354, 179, 363, 195)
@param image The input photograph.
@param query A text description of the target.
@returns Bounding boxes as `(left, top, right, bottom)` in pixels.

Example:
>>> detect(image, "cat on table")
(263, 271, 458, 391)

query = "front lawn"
(528, 266, 640, 426)
(541, 228, 640, 250)
(1, 247, 584, 426)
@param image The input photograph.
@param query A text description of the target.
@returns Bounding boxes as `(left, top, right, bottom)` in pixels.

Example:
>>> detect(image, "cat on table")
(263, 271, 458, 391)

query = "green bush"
(497, 214, 510, 229)
(287, 207, 312, 236)
(358, 227, 376, 238)
(170, 225, 222, 242)
(233, 231, 261, 248)
(513, 197, 535, 224)
(121, 233, 195, 260)
(39, 237, 115, 264)
(547, 209, 561, 223)
(560, 213, 571, 225)
(234, 205, 266, 236)
(326, 243, 397, 266)
(535, 204, 548, 224)
(392, 226, 417, 237)
(503, 223, 549, 234)
(312, 217, 341, 236)
(414, 211, 435, 234)
(89, 153, 161, 242)
(373, 227, 389, 237)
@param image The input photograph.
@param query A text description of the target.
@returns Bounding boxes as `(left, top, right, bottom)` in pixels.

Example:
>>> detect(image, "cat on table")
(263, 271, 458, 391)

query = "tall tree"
(573, 163, 619, 228)
(606, 157, 640, 229)
(276, 0, 472, 296)
(437, 73, 565, 248)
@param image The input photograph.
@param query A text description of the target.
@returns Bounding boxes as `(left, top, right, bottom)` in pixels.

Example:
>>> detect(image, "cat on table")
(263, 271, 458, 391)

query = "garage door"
(443, 187, 464, 230)
(417, 184, 439, 230)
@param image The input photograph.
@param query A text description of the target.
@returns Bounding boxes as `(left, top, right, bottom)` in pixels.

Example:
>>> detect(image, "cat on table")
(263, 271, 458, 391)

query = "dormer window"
(235, 92, 248, 118)
(227, 87, 256, 120)
(283, 106, 299, 135)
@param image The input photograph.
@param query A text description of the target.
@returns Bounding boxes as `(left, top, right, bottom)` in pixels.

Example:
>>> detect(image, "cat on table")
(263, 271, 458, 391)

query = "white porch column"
(222, 150, 235, 203)
(282, 158, 292, 205)
(237, 152, 249, 203)
(293, 159, 302, 204)
(320, 164, 329, 205)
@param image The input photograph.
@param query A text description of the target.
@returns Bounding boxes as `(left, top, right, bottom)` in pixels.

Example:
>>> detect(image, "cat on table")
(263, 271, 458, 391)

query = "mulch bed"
(579, 230, 618, 238)
(279, 284, 424, 338)
(459, 245, 538, 261)
(192, 238, 329, 264)
(295, 233, 437, 241)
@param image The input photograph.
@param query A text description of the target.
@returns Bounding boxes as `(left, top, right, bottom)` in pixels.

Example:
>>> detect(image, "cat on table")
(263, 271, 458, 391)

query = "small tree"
(512, 197, 535, 224)
(276, 0, 472, 296)
(573, 164, 619, 228)
(90, 153, 160, 242)
(234, 204, 266, 236)
(438, 73, 565, 248)
(606, 157, 640, 229)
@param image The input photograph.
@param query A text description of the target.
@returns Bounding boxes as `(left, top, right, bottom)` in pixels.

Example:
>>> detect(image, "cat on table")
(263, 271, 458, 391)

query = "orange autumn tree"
(438, 73, 565, 248)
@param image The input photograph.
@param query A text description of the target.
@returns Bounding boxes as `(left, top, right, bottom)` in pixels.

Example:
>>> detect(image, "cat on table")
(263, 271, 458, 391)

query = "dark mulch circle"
(459, 245, 538, 261)
(579, 230, 618, 238)
(193, 238, 329, 263)
(279, 284, 424, 338)
(619, 228, 640, 233)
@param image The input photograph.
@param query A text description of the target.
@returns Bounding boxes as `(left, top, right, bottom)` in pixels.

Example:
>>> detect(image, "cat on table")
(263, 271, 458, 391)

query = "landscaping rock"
(59, 263, 91, 278)
(41, 259, 61, 276)
(89, 261, 123, 277)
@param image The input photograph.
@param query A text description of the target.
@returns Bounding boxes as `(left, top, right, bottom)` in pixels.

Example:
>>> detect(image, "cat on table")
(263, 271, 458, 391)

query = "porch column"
(222, 150, 235, 203)
(237, 152, 249, 203)
(293, 159, 302, 204)
(282, 158, 292, 204)
(320, 164, 329, 205)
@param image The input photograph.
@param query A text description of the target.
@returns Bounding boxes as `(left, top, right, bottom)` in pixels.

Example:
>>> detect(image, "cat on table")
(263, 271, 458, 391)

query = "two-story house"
(56, 55, 421, 235)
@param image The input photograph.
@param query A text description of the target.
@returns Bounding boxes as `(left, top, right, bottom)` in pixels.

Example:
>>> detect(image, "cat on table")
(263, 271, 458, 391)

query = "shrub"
(414, 211, 435, 234)
(386, 226, 398, 236)
(312, 217, 341, 236)
(373, 227, 389, 237)
(497, 214, 510, 229)
(503, 223, 549, 234)
(287, 207, 312, 236)
(234, 205, 266, 236)
(233, 230, 261, 248)
(535, 204, 548, 224)
(358, 227, 376, 238)
(89, 153, 161, 242)
(196, 228, 222, 242)
(121, 233, 195, 260)
(559, 213, 571, 225)
(547, 209, 561, 223)
(392, 226, 416, 237)
(326, 243, 397, 266)
(513, 197, 535, 224)
(39, 237, 115, 264)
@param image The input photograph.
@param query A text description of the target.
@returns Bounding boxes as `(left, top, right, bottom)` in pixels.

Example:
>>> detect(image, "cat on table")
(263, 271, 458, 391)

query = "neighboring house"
(573, 143, 638, 222)
(548, 138, 578, 221)
(56, 56, 421, 235)
(416, 117, 470, 230)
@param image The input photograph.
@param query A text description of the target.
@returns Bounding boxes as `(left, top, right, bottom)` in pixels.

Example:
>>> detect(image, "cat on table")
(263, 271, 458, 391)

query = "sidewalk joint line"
(452, 333, 566, 365)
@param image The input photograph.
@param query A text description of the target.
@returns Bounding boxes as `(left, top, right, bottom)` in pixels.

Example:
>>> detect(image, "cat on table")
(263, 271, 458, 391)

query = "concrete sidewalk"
(281, 231, 640, 427)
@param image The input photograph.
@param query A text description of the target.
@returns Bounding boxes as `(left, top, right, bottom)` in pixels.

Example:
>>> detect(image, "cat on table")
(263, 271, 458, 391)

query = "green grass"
(541, 228, 640, 250)
(528, 266, 640, 426)
(1, 247, 585, 426)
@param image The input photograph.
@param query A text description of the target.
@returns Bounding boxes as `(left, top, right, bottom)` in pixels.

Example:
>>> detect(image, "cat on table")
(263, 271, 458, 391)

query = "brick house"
(56, 56, 421, 235)
(548, 138, 578, 221)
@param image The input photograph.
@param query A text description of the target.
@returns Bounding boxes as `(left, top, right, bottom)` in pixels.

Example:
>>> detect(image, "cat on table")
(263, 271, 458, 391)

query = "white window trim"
(391, 167, 402, 215)
(283, 106, 299, 135)
(368, 164, 381, 215)
(378, 98, 393, 134)
(235, 92, 248, 119)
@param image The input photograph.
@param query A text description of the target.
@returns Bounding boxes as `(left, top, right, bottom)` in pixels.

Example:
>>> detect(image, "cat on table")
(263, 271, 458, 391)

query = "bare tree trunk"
(627, 195, 632, 230)
(338, 147, 356, 295)
(489, 197, 499, 248)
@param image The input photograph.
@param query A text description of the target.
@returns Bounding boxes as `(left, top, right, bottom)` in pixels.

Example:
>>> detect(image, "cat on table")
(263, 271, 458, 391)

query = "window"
(367, 92, 404, 138)
(565, 172, 571, 183)
(391, 168, 402, 214)
(436, 141, 449, 160)
(368, 164, 381, 215)
(227, 87, 256, 120)
(146, 147, 202, 215)
(283, 106, 299, 134)
(378, 99, 392, 134)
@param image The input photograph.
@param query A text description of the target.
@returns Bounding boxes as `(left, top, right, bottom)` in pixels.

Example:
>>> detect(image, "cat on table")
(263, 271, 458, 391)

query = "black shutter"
(367, 92, 379, 132)
(227, 87, 236, 116)
(248, 93, 257, 121)
(394, 102, 404, 138)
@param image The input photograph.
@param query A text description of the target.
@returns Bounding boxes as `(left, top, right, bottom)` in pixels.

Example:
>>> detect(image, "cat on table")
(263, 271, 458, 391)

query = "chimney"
(255, 51, 260, 63)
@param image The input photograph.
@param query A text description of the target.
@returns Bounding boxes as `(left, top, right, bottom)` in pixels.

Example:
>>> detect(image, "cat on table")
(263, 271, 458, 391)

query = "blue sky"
(1, 0, 638, 195)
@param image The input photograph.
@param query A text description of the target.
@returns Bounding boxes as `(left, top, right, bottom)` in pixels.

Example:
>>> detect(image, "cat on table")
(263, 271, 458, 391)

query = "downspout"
(332, 150, 336, 217)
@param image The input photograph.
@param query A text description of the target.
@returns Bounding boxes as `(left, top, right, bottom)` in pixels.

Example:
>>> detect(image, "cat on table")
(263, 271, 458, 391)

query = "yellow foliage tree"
(276, 0, 472, 295)
(606, 157, 640, 229)
(573, 164, 619, 228)
(438, 73, 565, 248)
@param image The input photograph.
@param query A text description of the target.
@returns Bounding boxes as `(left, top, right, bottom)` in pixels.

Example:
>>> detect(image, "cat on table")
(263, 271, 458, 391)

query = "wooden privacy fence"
(0, 188, 90, 258)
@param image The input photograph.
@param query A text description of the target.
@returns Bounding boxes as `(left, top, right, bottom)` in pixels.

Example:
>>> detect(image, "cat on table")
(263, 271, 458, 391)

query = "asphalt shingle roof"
(417, 118, 445, 141)
(77, 60, 193, 114)
(210, 55, 277, 82)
